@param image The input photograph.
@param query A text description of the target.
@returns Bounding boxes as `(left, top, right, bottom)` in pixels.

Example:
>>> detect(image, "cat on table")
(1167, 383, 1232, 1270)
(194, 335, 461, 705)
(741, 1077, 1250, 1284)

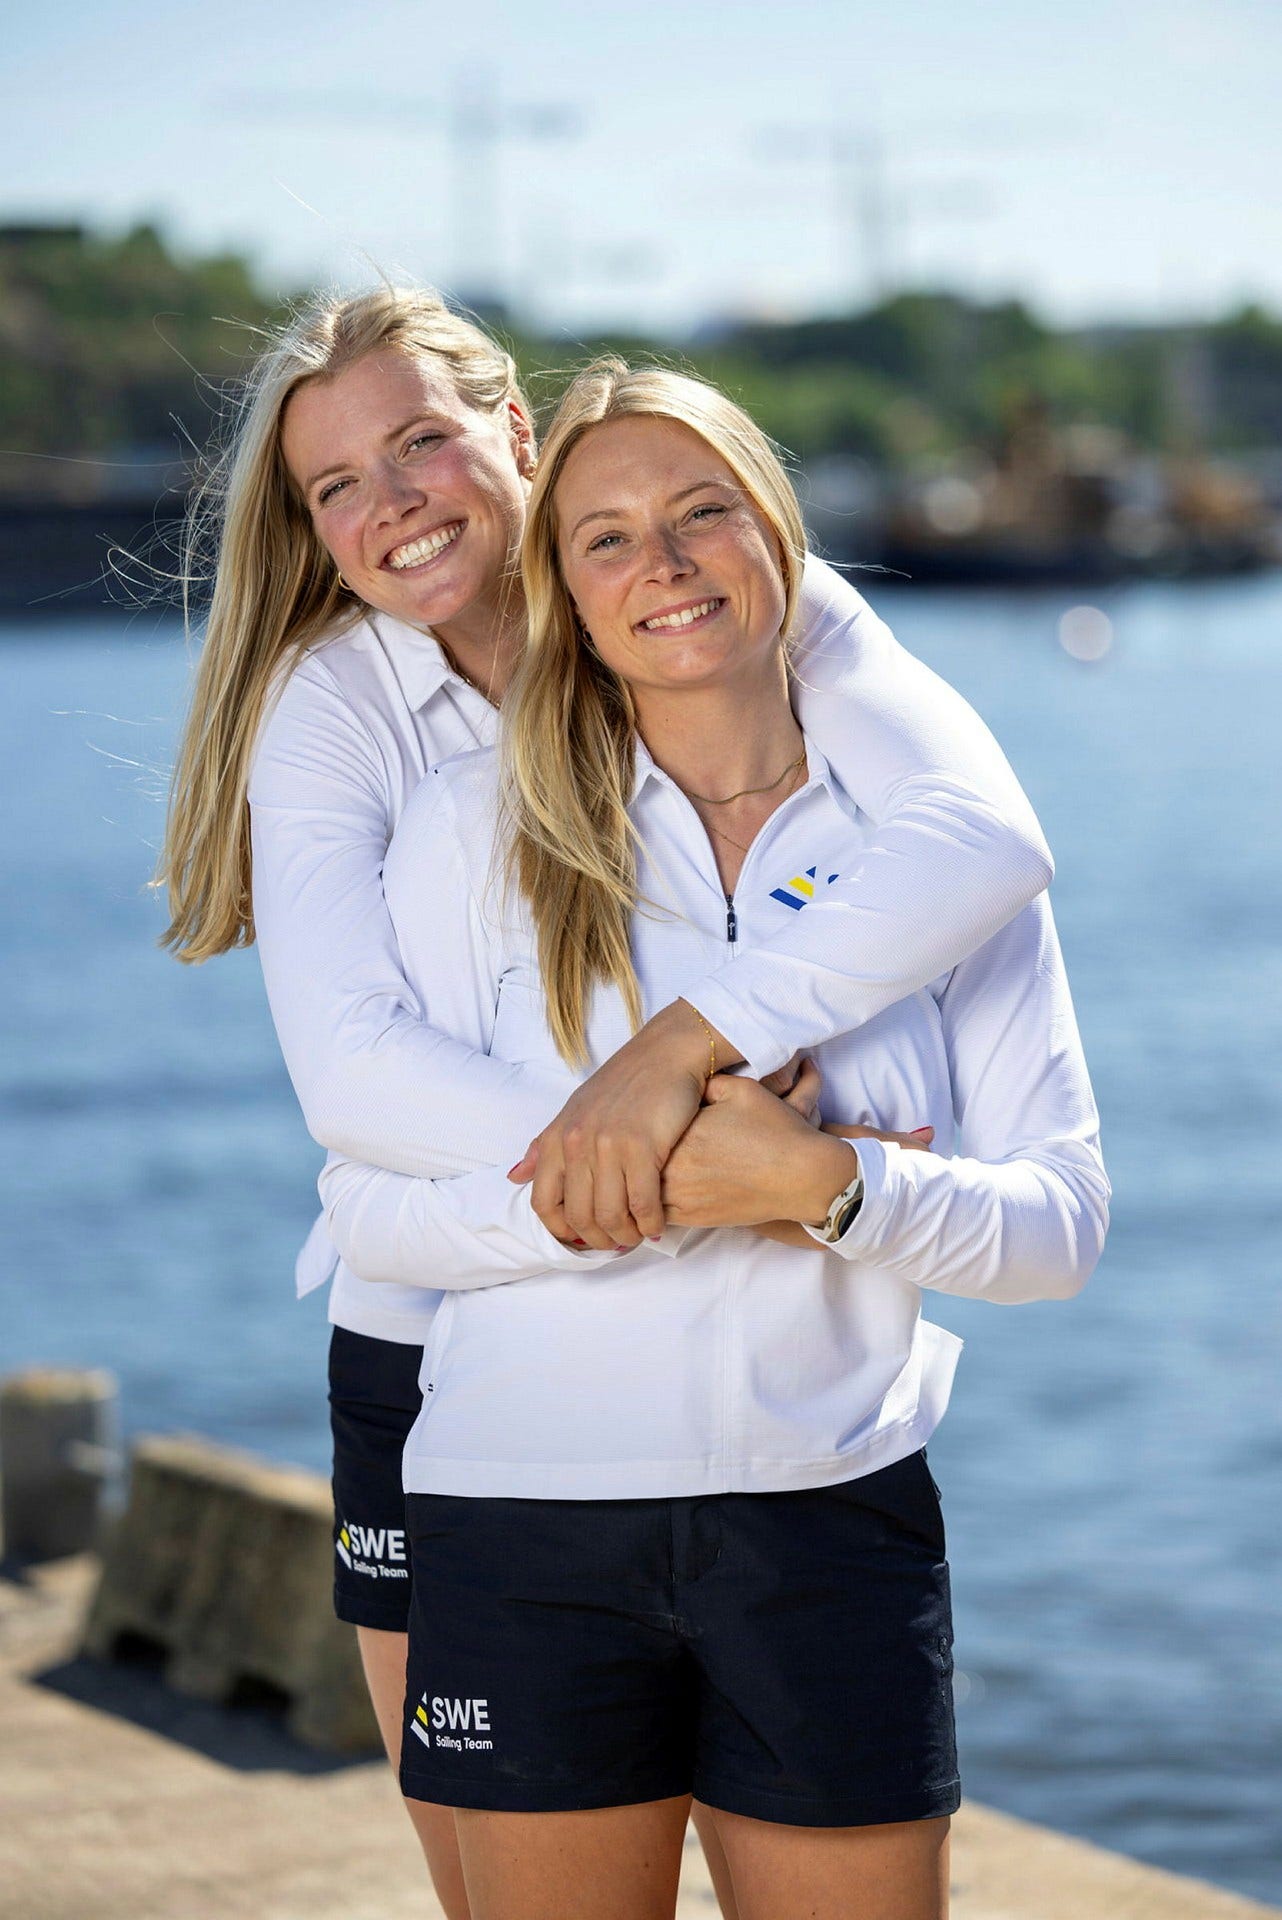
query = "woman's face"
(554, 415, 787, 705)
(281, 346, 533, 641)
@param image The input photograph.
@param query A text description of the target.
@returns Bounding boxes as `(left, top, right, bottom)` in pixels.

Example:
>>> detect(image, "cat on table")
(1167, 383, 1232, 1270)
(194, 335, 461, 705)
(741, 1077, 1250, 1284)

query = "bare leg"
(356, 1624, 471, 1920)
(454, 1796, 691, 1920)
(710, 1809, 950, 1920)
(691, 1801, 740, 1920)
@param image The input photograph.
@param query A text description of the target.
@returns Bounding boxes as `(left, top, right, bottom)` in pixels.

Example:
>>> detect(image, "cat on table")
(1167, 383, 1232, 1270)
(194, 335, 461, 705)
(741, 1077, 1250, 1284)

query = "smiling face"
(280, 346, 533, 650)
(554, 414, 789, 711)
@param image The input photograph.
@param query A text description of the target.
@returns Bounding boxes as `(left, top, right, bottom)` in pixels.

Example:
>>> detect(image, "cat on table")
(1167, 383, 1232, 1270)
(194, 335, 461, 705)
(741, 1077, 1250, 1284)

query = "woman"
(319, 359, 1109, 1920)
(160, 290, 1055, 1918)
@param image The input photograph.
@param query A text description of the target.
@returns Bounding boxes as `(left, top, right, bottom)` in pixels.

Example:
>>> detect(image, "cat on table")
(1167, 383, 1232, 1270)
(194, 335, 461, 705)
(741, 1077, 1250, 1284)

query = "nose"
(640, 521, 694, 583)
(371, 458, 426, 524)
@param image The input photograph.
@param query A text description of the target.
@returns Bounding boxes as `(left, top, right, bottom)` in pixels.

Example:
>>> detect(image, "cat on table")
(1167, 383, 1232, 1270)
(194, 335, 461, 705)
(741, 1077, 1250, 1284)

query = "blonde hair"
(504, 357, 806, 1066)
(158, 286, 528, 961)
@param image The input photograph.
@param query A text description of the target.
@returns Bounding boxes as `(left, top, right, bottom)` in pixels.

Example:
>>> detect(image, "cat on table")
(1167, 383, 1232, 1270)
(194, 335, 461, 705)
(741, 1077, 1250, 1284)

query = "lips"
(385, 522, 464, 571)
(637, 597, 724, 632)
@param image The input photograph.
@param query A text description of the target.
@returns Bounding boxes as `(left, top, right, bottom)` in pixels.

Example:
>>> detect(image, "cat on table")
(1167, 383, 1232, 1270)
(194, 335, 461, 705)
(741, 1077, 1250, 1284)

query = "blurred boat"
(808, 404, 1282, 586)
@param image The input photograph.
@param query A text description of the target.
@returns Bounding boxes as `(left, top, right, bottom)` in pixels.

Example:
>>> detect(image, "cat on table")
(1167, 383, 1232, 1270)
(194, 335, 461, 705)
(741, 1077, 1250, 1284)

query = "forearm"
(685, 556, 1053, 1077)
(831, 1134, 1110, 1303)
(251, 797, 564, 1179)
(686, 776, 1050, 1078)
(320, 1156, 619, 1290)
(295, 1020, 567, 1179)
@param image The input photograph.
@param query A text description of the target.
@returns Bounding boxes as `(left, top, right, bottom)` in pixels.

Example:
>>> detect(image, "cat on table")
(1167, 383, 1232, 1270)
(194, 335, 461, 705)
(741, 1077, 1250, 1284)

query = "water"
(3, 579, 1280, 1902)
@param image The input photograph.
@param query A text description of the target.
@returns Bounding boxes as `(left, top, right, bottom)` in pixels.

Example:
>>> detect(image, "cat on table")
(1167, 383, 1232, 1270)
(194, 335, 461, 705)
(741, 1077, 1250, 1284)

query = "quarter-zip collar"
(362, 607, 478, 714)
(630, 733, 843, 812)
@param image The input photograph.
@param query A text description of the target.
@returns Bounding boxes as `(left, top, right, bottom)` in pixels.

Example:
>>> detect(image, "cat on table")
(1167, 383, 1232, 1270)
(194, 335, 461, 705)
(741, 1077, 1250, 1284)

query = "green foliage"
(2, 221, 1280, 487)
(0, 222, 288, 471)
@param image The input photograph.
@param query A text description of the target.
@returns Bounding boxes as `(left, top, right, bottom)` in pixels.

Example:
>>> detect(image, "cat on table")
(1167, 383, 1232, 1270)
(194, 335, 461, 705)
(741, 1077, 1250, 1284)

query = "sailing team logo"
(769, 864, 841, 910)
(334, 1517, 409, 1579)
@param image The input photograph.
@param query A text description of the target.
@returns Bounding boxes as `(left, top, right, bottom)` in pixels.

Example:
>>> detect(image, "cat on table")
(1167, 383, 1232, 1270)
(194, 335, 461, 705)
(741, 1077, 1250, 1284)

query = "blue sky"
(6, 0, 1280, 332)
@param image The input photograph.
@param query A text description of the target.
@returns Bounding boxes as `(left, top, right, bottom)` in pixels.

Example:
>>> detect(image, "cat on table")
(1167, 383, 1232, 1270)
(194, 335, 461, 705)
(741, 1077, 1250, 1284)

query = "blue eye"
(408, 431, 445, 453)
(587, 532, 624, 553)
(317, 478, 351, 506)
(689, 502, 727, 523)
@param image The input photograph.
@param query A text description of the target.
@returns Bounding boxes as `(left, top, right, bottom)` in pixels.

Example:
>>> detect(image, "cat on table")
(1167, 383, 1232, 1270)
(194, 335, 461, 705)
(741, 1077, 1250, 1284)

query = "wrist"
(795, 1134, 862, 1227)
(656, 999, 727, 1081)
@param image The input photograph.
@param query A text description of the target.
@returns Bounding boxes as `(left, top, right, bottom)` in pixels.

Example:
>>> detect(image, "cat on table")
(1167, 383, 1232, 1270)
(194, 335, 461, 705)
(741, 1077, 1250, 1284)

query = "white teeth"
(642, 599, 719, 631)
(387, 523, 462, 570)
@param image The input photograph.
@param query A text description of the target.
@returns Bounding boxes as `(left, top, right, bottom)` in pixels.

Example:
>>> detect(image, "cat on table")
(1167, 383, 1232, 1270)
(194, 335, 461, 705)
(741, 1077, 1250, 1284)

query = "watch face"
(820, 1177, 862, 1242)
(835, 1191, 864, 1236)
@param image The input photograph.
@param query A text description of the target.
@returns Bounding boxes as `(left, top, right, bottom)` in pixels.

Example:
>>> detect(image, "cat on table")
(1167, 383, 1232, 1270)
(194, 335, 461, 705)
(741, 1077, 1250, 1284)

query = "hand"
(750, 1120, 935, 1245)
(759, 1053, 823, 1123)
(506, 999, 739, 1251)
(662, 1075, 859, 1231)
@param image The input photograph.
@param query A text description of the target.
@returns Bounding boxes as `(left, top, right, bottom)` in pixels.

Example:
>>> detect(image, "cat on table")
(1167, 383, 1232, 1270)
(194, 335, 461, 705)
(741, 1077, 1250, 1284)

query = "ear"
(508, 400, 537, 478)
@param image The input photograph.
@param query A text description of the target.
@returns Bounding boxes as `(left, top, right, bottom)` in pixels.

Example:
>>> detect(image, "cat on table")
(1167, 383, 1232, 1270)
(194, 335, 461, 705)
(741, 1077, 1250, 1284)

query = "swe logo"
(335, 1520, 409, 1580)
(409, 1691, 494, 1753)
(770, 865, 840, 910)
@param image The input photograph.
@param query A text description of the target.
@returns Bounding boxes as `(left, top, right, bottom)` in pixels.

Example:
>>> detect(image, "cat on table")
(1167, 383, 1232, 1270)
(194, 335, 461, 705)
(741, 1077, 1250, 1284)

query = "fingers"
(622, 1154, 666, 1243)
(782, 1057, 823, 1122)
(529, 1133, 574, 1244)
(589, 1154, 645, 1252)
(560, 1143, 615, 1252)
(823, 1121, 935, 1151)
(506, 1141, 539, 1184)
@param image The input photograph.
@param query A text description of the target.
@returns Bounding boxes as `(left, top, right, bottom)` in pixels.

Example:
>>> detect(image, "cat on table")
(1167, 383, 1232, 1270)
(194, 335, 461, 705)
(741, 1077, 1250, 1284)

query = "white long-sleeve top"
(249, 555, 1054, 1345)
(321, 740, 1107, 1499)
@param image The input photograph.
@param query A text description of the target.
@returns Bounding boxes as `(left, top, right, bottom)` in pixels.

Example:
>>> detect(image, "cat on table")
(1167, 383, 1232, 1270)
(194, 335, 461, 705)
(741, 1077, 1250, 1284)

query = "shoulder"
(791, 553, 888, 665)
(254, 614, 379, 746)
(264, 611, 400, 719)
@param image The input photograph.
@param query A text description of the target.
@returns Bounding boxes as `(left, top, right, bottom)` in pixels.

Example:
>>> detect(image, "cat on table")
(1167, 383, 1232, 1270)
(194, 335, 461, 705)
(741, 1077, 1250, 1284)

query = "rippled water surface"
(3, 576, 1280, 1902)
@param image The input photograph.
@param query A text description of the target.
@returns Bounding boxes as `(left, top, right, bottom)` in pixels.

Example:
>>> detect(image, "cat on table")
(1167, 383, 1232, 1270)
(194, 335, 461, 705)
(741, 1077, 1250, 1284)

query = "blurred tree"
(0, 222, 287, 476)
(2, 221, 1279, 492)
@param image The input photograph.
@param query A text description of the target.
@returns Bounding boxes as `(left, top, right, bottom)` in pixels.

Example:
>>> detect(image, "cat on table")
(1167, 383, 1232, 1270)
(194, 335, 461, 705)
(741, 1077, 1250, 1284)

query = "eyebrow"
(568, 479, 735, 540)
(303, 414, 441, 494)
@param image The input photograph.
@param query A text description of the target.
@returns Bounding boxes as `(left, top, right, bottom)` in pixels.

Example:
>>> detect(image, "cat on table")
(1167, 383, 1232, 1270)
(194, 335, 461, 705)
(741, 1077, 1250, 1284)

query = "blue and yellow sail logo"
(769, 865, 840, 910)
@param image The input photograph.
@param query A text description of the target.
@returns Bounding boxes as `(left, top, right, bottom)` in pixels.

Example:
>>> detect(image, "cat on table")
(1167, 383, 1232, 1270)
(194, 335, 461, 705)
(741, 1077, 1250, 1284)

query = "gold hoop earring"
(337, 572, 352, 593)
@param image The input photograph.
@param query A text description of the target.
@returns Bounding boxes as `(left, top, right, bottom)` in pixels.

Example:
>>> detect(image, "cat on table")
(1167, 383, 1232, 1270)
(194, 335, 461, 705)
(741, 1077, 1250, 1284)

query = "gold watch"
(813, 1163, 865, 1244)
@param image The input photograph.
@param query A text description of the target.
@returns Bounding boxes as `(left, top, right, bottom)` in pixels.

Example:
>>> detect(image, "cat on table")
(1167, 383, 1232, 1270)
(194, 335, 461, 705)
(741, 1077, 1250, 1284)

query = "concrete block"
(82, 1434, 380, 1753)
(0, 1368, 120, 1561)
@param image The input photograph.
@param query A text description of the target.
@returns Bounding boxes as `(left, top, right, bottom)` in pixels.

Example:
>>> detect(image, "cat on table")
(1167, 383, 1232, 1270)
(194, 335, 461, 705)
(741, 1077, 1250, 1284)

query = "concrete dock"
(1, 1555, 1276, 1920)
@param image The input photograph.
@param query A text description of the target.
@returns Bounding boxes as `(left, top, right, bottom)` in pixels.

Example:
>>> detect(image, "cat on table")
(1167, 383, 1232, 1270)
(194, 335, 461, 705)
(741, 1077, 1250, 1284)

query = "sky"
(5, 0, 1281, 335)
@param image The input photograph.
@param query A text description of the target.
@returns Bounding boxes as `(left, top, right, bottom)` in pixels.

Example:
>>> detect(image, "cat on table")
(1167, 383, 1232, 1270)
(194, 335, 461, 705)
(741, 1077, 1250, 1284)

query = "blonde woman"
(162, 293, 1055, 1918)
(318, 359, 1108, 1920)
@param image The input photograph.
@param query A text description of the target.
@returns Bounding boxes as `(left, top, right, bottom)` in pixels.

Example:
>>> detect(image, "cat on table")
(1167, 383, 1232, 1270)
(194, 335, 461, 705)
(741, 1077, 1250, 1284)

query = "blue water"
(2, 579, 1280, 1903)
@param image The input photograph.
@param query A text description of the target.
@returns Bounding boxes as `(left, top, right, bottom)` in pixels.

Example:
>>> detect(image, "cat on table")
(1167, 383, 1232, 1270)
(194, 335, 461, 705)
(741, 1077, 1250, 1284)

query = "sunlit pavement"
(1, 1558, 1275, 1920)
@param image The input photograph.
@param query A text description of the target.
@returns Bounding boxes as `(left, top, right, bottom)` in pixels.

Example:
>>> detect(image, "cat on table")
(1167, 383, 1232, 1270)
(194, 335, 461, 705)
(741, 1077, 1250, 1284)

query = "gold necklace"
(698, 759, 806, 856)
(443, 649, 498, 707)
(681, 749, 806, 807)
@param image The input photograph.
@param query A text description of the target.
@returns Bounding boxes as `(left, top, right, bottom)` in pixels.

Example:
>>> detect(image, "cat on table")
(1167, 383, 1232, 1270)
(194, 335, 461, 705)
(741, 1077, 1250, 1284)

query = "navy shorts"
(328, 1326, 422, 1631)
(400, 1451, 959, 1827)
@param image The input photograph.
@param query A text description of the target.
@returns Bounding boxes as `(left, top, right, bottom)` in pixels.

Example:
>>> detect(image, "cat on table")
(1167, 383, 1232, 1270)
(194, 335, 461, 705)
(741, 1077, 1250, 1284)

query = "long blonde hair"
(159, 287, 528, 961)
(504, 357, 806, 1066)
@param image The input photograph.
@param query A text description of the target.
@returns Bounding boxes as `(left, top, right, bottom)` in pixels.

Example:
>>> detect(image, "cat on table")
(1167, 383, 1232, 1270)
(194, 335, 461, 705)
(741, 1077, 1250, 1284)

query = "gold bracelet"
(689, 1004, 718, 1083)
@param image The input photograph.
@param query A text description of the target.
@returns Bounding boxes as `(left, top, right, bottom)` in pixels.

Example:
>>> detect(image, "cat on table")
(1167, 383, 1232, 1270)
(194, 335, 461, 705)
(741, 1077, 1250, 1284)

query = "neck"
(434, 581, 527, 704)
(633, 660, 802, 802)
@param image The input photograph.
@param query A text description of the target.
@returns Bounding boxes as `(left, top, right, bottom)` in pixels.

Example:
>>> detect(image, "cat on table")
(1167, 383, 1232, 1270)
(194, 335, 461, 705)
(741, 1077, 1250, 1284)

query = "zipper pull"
(725, 895, 738, 944)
